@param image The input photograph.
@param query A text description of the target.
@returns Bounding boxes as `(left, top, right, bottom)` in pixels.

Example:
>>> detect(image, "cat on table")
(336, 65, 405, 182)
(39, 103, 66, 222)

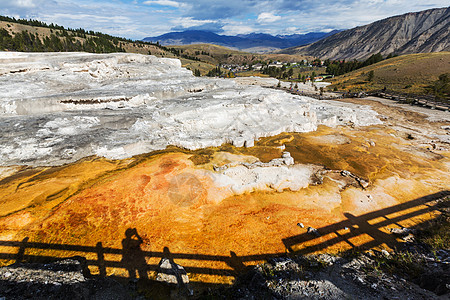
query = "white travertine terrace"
(0, 52, 382, 166)
(208, 152, 312, 195)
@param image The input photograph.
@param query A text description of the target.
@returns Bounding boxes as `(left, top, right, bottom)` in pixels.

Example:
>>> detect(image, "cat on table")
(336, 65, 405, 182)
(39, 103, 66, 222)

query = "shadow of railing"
(0, 190, 448, 285)
(283, 190, 449, 254)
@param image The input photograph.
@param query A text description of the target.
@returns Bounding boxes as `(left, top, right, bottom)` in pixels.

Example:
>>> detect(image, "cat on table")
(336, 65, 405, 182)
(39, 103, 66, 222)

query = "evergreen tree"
(367, 70, 374, 82)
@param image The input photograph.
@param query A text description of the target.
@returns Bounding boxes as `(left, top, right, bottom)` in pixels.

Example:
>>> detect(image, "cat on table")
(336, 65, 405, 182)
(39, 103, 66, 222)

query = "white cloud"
(0, 0, 449, 39)
(257, 12, 282, 23)
(143, 0, 183, 8)
(284, 27, 298, 33)
(46, 13, 132, 24)
(16, 0, 36, 8)
(221, 23, 254, 35)
(0, 0, 47, 9)
(170, 17, 218, 28)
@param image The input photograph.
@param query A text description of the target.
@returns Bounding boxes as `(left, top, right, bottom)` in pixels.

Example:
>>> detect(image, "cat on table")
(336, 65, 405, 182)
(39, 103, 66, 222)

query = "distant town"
(218, 59, 333, 82)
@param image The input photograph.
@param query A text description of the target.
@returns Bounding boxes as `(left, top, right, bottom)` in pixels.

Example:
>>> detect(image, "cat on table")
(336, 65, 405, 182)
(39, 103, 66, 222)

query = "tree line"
(0, 15, 140, 44)
(427, 73, 450, 101)
(0, 29, 125, 53)
(324, 53, 397, 76)
(261, 65, 294, 79)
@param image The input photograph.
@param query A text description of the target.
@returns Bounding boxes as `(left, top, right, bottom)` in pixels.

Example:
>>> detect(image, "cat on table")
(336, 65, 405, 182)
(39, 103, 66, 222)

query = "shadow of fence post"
(16, 237, 29, 263)
(227, 251, 246, 276)
(96, 242, 106, 277)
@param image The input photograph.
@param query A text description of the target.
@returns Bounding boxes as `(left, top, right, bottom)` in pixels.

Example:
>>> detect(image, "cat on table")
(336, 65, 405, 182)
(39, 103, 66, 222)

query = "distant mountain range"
(280, 7, 450, 60)
(143, 30, 340, 53)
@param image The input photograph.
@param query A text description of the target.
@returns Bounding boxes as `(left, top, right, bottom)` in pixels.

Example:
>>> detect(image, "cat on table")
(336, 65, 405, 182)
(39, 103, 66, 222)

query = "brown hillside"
(329, 52, 450, 94)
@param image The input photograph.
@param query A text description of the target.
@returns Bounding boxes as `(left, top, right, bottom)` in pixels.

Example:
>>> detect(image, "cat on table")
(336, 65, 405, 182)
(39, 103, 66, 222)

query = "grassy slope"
(329, 52, 450, 95)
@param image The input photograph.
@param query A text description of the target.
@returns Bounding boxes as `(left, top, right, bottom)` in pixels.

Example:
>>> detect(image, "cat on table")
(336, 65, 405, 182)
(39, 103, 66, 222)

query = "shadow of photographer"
(121, 228, 148, 280)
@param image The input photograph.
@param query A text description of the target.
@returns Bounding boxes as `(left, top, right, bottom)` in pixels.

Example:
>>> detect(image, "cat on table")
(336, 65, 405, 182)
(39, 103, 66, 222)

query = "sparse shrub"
(415, 209, 449, 250)
(364, 251, 424, 279)
(367, 70, 374, 82)
(427, 73, 450, 101)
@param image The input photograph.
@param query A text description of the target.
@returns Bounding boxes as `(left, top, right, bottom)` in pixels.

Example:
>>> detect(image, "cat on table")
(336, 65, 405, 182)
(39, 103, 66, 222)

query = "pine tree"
(367, 70, 374, 82)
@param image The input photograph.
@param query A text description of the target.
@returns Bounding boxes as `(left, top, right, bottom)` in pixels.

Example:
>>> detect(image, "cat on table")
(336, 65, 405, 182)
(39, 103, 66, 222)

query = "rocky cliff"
(281, 7, 450, 60)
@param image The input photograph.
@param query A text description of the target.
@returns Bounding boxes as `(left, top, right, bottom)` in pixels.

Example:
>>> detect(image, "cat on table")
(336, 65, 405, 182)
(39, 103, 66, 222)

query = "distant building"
(253, 63, 263, 71)
(268, 61, 283, 68)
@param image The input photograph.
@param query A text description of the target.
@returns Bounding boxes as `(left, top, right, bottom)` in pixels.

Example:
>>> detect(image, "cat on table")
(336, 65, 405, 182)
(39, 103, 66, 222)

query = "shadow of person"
(121, 228, 148, 280)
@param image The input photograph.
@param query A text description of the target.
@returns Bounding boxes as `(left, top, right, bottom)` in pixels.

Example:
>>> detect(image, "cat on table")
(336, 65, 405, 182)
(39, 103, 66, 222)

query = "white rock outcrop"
(0, 52, 382, 166)
(205, 152, 312, 195)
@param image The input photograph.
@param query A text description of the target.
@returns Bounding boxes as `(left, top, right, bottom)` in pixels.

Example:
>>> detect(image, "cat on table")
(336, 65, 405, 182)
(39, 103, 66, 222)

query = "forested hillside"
(0, 15, 166, 55)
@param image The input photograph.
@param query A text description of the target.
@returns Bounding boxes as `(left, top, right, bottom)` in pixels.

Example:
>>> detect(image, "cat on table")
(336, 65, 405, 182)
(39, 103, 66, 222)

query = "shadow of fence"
(0, 190, 448, 284)
(283, 190, 449, 254)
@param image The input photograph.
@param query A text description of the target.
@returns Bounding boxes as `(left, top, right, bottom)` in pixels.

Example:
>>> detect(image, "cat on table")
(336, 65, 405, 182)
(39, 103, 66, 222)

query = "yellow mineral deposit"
(0, 103, 449, 287)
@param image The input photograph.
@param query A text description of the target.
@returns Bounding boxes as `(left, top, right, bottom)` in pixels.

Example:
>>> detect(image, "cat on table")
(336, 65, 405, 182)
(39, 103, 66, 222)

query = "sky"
(0, 0, 448, 39)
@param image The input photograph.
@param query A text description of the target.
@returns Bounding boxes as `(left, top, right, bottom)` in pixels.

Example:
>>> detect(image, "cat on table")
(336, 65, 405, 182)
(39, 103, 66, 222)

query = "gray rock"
(307, 227, 321, 237)
(341, 170, 352, 177)
(358, 179, 369, 188)
(389, 227, 410, 235)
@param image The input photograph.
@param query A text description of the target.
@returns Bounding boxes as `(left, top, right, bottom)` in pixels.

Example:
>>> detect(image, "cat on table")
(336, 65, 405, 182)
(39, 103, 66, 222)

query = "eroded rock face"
(283, 7, 450, 60)
(0, 52, 381, 166)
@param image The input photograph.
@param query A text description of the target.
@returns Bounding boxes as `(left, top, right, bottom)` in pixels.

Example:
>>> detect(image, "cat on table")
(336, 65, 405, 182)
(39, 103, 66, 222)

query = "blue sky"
(0, 0, 448, 39)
